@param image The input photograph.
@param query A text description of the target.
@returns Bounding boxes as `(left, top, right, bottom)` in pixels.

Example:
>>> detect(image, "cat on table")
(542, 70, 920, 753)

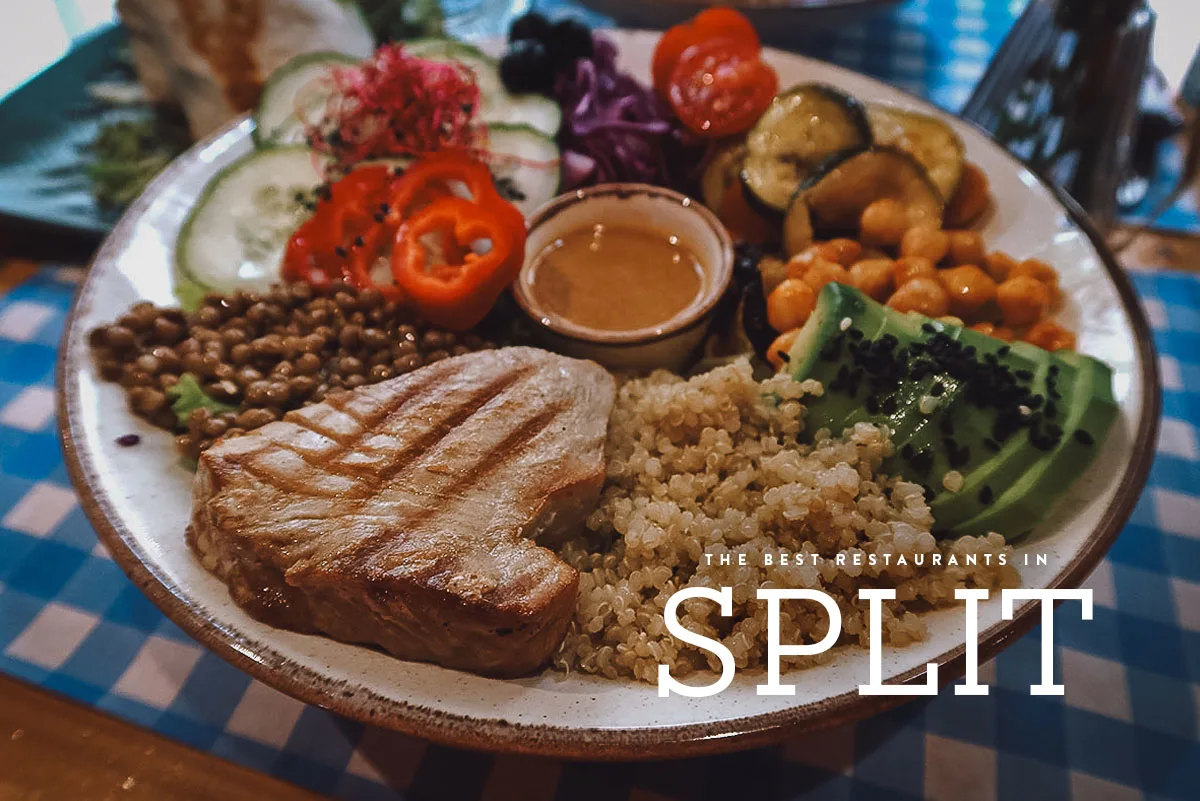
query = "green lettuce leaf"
(167, 374, 235, 427)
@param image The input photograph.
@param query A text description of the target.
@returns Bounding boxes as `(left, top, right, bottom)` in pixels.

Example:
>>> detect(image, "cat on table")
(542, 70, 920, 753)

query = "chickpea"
(940, 265, 997, 320)
(887, 277, 950, 317)
(767, 278, 817, 332)
(970, 321, 1015, 342)
(814, 238, 863, 267)
(892, 256, 938, 288)
(785, 249, 820, 280)
(900, 226, 950, 263)
(1022, 319, 1076, 352)
(983, 251, 1017, 283)
(758, 255, 789, 295)
(1010, 258, 1058, 285)
(946, 162, 991, 228)
(800, 259, 850, 293)
(996, 276, 1051, 327)
(767, 329, 801, 372)
(945, 231, 986, 266)
(860, 199, 910, 248)
(848, 258, 894, 302)
(1010, 258, 1062, 307)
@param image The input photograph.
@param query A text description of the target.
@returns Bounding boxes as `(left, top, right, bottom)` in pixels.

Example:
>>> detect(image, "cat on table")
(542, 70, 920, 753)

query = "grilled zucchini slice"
(784, 147, 944, 255)
(700, 139, 748, 212)
(783, 194, 815, 257)
(740, 83, 871, 215)
(867, 105, 965, 201)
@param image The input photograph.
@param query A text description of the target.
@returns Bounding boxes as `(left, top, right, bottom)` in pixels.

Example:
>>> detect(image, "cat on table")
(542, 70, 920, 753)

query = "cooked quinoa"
(553, 360, 1019, 683)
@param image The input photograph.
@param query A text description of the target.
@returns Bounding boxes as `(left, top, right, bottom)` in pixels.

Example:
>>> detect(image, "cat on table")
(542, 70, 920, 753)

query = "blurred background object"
(960, 0, 1158, 231)
(573, 0, 903, 41)
(0, 0, 1196, 254)
(115, 0, 377, 139)
(439, 0, 532, 40)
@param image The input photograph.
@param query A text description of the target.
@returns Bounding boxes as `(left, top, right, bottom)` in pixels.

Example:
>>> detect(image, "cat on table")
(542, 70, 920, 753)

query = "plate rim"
(56, 41, 1161, 760)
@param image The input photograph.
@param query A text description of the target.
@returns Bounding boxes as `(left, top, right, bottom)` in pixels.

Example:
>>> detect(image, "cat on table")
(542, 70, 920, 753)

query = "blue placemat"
(0, 264, 1197, 800)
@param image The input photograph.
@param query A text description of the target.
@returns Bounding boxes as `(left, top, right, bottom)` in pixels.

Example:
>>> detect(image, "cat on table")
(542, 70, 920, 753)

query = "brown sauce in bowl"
(527, 224, 704, 333)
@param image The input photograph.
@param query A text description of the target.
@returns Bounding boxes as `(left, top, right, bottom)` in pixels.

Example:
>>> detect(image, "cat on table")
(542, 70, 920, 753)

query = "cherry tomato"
(693, 7, 760, 48)
(652, 25, 701, 100)
(651, 7, 760, 100)
(667, 39, 778, 138)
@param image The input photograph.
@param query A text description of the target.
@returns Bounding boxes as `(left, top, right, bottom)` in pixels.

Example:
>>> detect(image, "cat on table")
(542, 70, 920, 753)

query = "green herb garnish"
(85, 115, 189, 208)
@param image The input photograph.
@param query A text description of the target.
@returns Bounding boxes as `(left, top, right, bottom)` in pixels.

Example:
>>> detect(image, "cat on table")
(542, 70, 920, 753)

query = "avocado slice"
(787, 282, 891, 439)
(952, 354, 1117, 538)
(784, 284, 1118, 540)
(916, 343, 1066, 526)
(922, 339, 1086, 533)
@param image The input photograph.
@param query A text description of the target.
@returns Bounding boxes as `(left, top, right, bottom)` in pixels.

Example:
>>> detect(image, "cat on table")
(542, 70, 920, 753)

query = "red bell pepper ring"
(391, 194, 525, 331)
(283, 150, 526, 329)
(282, 164, 401, 295)
(385, 151, 526, 331)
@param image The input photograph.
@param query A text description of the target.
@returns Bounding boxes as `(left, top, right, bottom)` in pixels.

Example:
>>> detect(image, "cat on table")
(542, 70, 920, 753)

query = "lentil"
(89, 282, 496, 460)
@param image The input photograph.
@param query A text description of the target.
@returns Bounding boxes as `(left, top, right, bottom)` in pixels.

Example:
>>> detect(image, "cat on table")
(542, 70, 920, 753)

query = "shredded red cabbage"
(555, 35, 703, 190)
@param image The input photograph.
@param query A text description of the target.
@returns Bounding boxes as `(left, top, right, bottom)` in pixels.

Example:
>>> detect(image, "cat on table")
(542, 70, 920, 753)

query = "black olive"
(499, 39, 556, 95)
(546, 18, 594, 68)
(741, 279, 776, 360)
(732, 242, 765, 290)
(509, 11, 552, 43)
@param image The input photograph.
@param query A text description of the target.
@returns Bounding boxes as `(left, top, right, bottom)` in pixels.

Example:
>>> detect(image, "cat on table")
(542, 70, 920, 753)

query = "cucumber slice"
(741, 83, 872, 215)
(484, 124, 561, 216)
(867, 104, 966, 201)
(405, 38, 562, 136)
(176, 147, 324, 298)
(253, 52, 360, 148)
(489, 94, 562, 139)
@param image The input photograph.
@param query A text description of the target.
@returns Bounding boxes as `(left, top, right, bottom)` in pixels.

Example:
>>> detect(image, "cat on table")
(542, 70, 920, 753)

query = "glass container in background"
(961, 0, 1156, 231)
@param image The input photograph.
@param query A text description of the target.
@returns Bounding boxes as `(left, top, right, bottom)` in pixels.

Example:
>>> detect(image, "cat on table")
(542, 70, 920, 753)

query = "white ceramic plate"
(58, 31, 1159, 759)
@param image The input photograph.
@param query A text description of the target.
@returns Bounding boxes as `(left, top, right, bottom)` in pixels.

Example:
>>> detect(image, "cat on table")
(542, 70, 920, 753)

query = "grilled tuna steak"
(188, 347, 615, 677)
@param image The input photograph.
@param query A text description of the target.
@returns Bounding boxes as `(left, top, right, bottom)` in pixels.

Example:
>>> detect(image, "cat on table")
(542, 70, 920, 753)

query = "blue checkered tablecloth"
(2, 265, 1198, 801)
(1, 1, 1198, 799)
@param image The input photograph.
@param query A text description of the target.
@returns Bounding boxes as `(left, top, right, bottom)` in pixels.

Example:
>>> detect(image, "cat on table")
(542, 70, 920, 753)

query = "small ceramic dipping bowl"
(513, 183, 734, 373)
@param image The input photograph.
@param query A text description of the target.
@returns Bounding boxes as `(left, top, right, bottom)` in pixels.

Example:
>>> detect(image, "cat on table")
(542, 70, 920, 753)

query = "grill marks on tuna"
(232, 364, 543, 500)
(187, 347, 616, 677)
